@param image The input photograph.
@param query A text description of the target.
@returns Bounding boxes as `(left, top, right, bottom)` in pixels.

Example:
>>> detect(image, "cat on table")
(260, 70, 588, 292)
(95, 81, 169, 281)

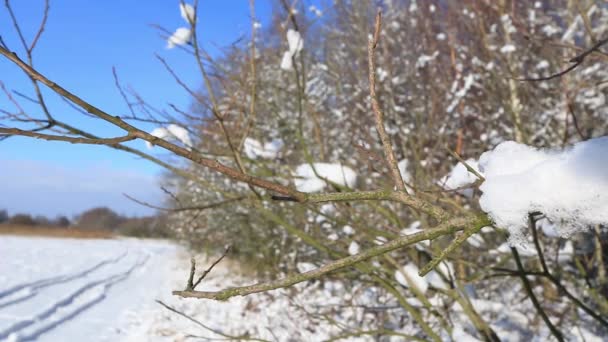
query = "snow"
(294, 162, 357, 192)
(309, 5, 323, 17)
(166, 28, 191, 49)
(342, 225, 355, 235)
(243, 137, 283, 159)
(0, 236, 177, 342)
(499, 44, 516, 54)
(395, 263, 428, 294)
(348, 241, 360, 255)
(146, 124, 192, 149)
(179, 3, 195, 24)
(478, 137, 608, 242)
(440, 158, 481, 197)
(415, 51, 439, 68)
(280, 50, 294, 70)
(280, 29, 303, 71)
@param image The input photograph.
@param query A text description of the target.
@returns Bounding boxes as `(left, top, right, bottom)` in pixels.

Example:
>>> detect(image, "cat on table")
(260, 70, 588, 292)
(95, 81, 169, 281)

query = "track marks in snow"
(0, 252, 128, 309)
(0, 246, 152, 342)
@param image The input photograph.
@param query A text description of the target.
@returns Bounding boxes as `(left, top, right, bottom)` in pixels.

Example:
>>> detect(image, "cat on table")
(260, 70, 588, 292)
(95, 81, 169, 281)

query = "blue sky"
(0, 1, 276, 218)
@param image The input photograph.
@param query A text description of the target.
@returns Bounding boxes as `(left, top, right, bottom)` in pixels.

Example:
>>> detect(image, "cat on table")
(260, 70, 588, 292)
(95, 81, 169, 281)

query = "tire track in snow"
(0, 251, 128, 309)
(0, 251, 150, 342)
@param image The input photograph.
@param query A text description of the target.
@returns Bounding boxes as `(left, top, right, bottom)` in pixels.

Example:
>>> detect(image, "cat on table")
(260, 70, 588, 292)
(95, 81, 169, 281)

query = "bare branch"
(173, 215, 490, 300)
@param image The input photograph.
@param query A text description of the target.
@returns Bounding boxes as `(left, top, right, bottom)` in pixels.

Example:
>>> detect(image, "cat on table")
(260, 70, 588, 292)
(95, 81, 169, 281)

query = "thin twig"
(519, 36, 608, 82)
(173, 215, 490, 300)
(192, 246, 232, 289)
(156, 300, 269, 342)
(367, 10, 407, 193)
(511, 247, 564, 341)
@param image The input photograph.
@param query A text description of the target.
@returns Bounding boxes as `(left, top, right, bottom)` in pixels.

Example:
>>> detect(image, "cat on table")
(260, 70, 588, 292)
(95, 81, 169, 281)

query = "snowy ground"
(0, 235, 177, 342)
(0, 235, 353, 342)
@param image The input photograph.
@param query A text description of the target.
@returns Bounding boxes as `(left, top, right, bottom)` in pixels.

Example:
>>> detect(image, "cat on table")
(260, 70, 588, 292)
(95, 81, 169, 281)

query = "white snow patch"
(146, 124, 192, 149)
(179, 3, 195, 24)
(294, 163, 357, 192)
(479, 137, 608, 242)
(166, 28, 191, 49)
(395, 263, 428, 294)
(348, 241, 360, 255)
(243, 138, 284, 159)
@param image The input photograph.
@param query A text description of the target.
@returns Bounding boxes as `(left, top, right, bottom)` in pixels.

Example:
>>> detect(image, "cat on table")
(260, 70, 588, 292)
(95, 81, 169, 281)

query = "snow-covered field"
(0, 235, 352, 342)
(0, 236, 177, 342)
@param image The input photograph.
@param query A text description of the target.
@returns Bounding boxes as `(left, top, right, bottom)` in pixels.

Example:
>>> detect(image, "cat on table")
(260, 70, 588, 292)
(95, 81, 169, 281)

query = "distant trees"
(7, 213, 37, 226)
(74, 207, 123, 231)
(0, 207, 168, 237)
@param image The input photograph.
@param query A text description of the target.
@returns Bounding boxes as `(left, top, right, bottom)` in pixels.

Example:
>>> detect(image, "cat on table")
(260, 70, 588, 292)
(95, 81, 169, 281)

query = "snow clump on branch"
(167, 3, 195, 48)
(146, 124, 192, 149)
(243, 138, 284, 159)
(294, 163, 357, 192)
(478, 137, 608, 243)
(280, 29, 304, 71)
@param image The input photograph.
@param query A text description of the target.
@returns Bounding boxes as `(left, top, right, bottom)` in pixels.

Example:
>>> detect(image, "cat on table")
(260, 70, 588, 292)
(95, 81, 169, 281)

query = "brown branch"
(156, 300, 269, 342)
(123, 193, 245, 213)
(367, 11, 407, 193)
(0, 127, 136, 144)
(173, 215, 489, 300)
(192, 246, 231, 289)
(0, 45, 306, 200)
(520, 36, 608, 82)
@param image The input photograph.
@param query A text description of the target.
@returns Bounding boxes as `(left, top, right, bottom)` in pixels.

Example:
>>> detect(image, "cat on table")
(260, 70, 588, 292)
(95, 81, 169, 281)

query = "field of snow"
(0, 236, 177, 342)
(0, 235, 354, 342)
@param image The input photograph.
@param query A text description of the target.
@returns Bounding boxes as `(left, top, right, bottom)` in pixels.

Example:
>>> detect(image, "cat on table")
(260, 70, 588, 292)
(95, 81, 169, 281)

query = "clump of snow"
(296, 262, 316, 273)
(179, 3, 195, 24)
(243, 138, 283, 159)
(479, 137, 608, 243)
(342, 225, 355, 235)
(416, 51, 439, 68)
(167, 3, 195, 49)
(499, 44, 516, 54)
(309, 5, 323, 17)
(395, 263, 429, 294)
(440, 159, 481, 197)
(146, 124, 192, 149)
(294, 163, 357, 192)
(167, 28, 192, 49)
(280, 29, 304, 71)
(348, 241, 360, 255)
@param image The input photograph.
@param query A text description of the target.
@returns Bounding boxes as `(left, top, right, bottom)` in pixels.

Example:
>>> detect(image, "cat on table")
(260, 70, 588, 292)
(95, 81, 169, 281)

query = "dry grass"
(0, 224, 114, 239)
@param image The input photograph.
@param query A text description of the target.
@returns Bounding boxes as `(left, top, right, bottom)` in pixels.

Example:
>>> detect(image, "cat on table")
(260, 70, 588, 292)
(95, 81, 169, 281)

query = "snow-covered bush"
(2, 0, 608, 340)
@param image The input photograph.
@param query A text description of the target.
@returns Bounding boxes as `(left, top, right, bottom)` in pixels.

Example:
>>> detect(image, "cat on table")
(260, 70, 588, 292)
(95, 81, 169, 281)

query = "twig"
(0, 127, 135, 144)
(519, 36, 608, 82)
(445, 147, 485, 182)
(173, 215, 490, 300)
(192, 246, 232, 289)
(156, 300, 269, 342)
(511, 247, 564, 341)
(123, 193, 245, 213)
(367, 10, 408, 193)
(419, 222, 486, 276)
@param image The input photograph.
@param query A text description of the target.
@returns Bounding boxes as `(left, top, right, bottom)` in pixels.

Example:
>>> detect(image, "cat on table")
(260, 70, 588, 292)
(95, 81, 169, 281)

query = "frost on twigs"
(478, 137, 608, 243)
(146, 124, 193, 149)
(294, 163, 357, 192)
